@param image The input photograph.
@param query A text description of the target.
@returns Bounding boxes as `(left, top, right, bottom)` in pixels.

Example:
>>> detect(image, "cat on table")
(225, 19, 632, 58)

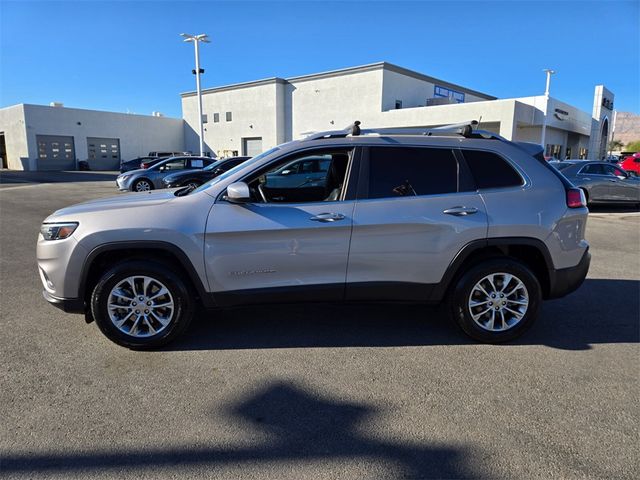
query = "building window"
(213, 113, 219, 123)
(579, 147, 588, 159)
(395, 100, 402, 110)
(226, 111, 232, 122)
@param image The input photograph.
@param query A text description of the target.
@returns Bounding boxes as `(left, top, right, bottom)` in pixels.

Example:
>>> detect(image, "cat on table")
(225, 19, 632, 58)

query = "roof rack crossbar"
(302, 120, 492, 141)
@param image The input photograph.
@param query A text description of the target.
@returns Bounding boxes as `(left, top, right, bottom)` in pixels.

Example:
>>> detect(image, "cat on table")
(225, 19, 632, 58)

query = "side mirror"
(159, 166, 166, 171)
(225, 181, 251, 203)
(281, 169, 291, 175)
(214, 168, 225, 175)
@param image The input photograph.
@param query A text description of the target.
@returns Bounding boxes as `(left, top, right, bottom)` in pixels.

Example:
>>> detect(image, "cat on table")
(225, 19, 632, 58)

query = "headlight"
(40, 222, 78, 240)
(119, 174, 131, 182)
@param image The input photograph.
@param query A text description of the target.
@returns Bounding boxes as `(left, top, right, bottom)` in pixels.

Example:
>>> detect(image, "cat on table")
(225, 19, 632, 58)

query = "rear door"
(345, 146, 488, 301)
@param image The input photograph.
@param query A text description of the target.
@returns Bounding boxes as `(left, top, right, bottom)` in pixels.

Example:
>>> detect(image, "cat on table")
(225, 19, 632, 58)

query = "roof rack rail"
(303, 120, 488, 141)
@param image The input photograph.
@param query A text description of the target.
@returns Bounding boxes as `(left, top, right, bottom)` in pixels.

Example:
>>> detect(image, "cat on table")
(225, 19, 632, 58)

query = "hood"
(118, 168, 149, 176)
(48, 190, 177, 219)
(163, 169, 201, 181)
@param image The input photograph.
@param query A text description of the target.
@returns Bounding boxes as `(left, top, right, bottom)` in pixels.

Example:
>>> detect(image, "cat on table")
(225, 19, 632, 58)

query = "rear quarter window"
(461, 149, 523, 189)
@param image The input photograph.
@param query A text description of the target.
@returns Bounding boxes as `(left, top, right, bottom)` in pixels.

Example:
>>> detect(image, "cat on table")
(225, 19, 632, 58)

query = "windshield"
(188, 147, 281, 195)
(203, 159, 226, 171)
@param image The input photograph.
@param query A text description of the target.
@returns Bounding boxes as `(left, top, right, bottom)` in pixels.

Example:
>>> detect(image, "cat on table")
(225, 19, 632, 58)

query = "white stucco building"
(182, 62, 614, 161)
(0, 104, 185, 170)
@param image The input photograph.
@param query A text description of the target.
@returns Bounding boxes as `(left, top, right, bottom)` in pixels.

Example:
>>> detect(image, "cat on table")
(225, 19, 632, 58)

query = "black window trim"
(457, 147, 528, 192)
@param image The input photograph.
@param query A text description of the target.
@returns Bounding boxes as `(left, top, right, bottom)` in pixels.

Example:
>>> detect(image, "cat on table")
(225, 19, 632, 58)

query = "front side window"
(366, 147, 459, 199)
(244, 149, 353, 203)
(604, 164, 627, 177)
(461, 150, 523, 189)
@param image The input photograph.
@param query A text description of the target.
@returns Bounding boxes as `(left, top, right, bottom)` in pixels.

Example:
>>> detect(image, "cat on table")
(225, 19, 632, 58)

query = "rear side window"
(580, 164, 605, 175)
(367, 147, 459, 199)
(462, 150, 523, 189)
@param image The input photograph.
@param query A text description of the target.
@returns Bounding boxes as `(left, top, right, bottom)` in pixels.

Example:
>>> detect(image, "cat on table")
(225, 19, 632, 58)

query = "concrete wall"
(1, 104, 185, 170)
(381, 70, 489, 112)
(288, 69, 384, 139)
(182, 80, 284, 156)
(0, 104, 30, 170)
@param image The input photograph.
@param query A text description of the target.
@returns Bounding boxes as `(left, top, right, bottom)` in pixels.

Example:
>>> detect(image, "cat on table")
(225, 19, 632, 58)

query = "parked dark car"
(162, 156, 251, 189)
(120, 156, 162, 173)
(550, 160, 640, 205)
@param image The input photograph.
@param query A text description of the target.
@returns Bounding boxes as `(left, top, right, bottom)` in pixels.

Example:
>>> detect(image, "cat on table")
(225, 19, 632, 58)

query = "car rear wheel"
(133, 179, 153, 192)
(447, 258, 541, 343)
(91, 261, 193, 349)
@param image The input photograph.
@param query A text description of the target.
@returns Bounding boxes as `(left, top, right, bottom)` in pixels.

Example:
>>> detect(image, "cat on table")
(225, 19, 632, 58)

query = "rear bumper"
(42, 290, 85, 314)
(547, 249, 591, 299)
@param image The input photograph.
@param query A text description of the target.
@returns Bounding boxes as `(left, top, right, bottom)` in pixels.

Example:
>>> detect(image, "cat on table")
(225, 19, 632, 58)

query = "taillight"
(567, 188, 586, 208)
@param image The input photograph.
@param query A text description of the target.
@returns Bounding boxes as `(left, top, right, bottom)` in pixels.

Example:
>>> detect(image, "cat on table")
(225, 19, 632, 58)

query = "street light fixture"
(180, 33, 210, 157)
(540, 68, 556, 157)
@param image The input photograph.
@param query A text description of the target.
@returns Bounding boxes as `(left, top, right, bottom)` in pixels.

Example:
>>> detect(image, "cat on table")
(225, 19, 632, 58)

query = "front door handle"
(607, 179, 618, 183)
(443, 206, 479, 216)
(310, 213, 346, 222)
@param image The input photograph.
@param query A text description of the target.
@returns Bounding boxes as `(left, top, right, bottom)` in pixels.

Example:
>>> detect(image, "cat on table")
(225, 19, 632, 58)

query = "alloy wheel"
(107, 275, 174, 337)
(467, 272, 529, 332)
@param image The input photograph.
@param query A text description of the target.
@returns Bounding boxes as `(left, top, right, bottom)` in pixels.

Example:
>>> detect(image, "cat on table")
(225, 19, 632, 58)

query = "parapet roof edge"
(180, 62, 495, 99)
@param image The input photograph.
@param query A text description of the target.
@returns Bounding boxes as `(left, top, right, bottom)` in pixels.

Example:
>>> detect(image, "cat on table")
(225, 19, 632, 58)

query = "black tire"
(133, 179, 154, 192)
(91, 260, 193, 349)
(447, 258, 541, 343)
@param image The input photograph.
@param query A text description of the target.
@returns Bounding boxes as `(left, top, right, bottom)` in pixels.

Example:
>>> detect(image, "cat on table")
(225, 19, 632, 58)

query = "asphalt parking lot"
(1, 172, 638, 479)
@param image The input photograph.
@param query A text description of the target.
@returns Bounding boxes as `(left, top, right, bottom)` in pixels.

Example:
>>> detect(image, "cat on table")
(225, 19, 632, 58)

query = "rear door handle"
(443, 206, 479, 216)
(607, 179, 617, 182)
(309, 213, 346, 222)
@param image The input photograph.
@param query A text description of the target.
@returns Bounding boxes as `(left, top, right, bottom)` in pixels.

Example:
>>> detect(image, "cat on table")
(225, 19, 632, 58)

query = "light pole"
(540, 68, 556, 157)
(180, 33, 210, 157)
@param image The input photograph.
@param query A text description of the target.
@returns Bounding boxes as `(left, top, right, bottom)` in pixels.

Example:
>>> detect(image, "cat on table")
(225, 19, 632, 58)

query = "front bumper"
(42, 290, 85, 314)
(547, 248, 591, 299)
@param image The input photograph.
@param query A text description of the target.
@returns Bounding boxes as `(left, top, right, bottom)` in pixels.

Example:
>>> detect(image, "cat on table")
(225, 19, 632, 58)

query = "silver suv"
(37, 122, 591, 349)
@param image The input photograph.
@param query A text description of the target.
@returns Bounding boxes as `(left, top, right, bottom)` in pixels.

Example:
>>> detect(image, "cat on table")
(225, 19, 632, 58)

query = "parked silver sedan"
(551, 160, 640, 205)
(116, 156, 215, 192)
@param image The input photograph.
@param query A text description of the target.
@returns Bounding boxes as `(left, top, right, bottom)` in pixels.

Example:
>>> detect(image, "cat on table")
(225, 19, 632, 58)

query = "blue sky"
(1, 0, 638, 118)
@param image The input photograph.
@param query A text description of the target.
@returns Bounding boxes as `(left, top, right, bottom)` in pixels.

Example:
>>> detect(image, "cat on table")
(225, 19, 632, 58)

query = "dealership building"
(0, 62, 615, 170)
(182, 62, 614, 161)
(0, 104, 184, 171)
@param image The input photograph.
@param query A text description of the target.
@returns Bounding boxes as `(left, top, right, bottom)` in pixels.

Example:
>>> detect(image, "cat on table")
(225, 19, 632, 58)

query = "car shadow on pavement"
(171, 278, 639, 351)
(0, 381, 479, 478)
(588, 204, 640, 213)
(0, 170, 118, 184)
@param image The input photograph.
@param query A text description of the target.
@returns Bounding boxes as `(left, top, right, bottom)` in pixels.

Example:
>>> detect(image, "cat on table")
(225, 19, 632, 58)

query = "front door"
(346, 146, 488, 301)
(204, 147, 358, 305)
(603, 164, 640, 202)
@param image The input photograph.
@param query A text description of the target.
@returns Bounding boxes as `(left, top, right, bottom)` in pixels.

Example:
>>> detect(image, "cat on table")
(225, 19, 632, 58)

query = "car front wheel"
(133, 179, 153, 192)
(448, 259, 541, 343)
(91, 261, 193, 349)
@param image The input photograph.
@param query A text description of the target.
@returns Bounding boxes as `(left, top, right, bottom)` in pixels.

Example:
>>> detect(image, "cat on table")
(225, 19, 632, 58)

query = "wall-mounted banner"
(434, 85, 465, 103)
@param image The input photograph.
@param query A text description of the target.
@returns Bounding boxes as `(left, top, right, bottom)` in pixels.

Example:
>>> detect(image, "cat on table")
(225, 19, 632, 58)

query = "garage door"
(36, 135, 76, 171)
(87, 137, 120, 170)
(242, 137, 262, 157)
